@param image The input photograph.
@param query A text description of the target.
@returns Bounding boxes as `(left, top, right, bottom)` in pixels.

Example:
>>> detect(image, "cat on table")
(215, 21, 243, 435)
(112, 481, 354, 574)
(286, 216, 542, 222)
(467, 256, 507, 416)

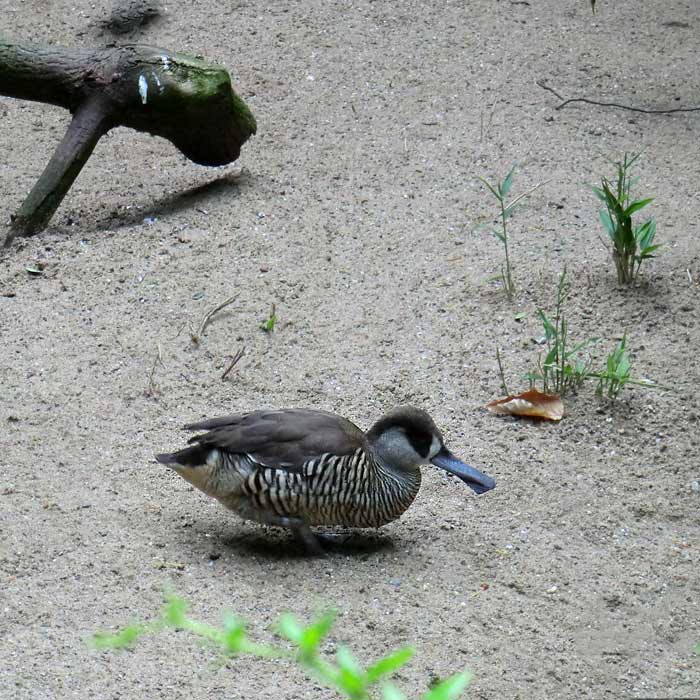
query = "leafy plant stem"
(92, 594, 472, 700)
(496, 347, 510, 396)
(499, 196, 514, 299)
(526, 267, 595, 396)
(476, 168, 547, 301)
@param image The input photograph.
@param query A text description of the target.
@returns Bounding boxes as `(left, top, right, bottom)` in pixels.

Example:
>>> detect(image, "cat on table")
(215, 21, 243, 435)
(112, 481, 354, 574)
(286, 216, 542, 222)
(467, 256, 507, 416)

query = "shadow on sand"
(88, 171, 249, 232)
(211, 526, 396, 560)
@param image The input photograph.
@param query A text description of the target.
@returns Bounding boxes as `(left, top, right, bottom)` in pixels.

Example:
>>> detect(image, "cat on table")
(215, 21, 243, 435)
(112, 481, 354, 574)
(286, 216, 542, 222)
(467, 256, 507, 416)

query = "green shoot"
(590, 333, 658, 399)
(92, 623, 148, 650)
(591, 152, 660, 284)
(594, 333, 631, 399)
(523, 278, 656, 399)
(477, 168, 547, 300)
(92, 595, 472, 700)
(422, 673, 473, 700)
(261, 303, 277, 332)
(526, 268, 596, 396)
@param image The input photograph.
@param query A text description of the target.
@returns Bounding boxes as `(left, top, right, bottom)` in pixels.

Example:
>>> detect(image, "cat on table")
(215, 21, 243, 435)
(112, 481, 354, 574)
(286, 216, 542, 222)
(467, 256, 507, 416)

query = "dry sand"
(1, 1, 699, 698)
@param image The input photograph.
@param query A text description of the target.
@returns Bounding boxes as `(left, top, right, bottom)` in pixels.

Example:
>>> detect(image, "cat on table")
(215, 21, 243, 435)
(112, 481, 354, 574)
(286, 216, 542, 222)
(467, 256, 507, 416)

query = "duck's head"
(366, 406, 496, 494)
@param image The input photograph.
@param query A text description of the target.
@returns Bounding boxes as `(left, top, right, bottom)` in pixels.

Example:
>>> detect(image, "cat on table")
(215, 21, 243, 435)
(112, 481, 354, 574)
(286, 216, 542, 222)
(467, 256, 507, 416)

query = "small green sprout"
(526, 268, 596, 396)
(590, 333, 658, 399)
(521, 273, 656, 400)
(477, 167, 547, 300)
(423, 673, 472, 700)
(261, 303, 277, 332)
(92, 624, 146, 650)
(594, 333, 631, 399)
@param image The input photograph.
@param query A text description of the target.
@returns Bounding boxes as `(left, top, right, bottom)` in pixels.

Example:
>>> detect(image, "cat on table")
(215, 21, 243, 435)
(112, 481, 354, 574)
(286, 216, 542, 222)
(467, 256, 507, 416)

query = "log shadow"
(89, 171, 249, 233)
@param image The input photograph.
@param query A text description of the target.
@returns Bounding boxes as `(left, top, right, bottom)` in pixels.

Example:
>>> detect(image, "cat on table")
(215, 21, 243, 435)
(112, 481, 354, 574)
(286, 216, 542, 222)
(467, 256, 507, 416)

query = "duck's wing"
(181, 408, 366, 471)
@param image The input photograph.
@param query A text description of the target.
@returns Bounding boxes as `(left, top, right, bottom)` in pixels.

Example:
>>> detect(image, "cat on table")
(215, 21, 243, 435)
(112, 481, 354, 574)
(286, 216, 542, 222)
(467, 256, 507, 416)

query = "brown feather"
(183, 408, 366, 470)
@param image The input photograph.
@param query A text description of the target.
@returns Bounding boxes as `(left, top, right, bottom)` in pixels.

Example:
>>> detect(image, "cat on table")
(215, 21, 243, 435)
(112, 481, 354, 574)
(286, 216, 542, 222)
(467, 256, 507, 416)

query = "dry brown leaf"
(485, 389, 564, 421)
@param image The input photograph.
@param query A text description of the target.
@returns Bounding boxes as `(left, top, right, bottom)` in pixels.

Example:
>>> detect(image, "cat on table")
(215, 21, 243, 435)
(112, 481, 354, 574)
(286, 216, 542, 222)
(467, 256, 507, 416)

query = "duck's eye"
(406, 430, 432, 458)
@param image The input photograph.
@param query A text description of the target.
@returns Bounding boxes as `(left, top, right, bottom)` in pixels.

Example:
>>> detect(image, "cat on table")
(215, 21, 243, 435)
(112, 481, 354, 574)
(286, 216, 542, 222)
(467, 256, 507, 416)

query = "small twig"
(536, 79, 700, 114)
(146, 342, 165, 397)
(192, 294, 239, 344)
(507, 179, 550, 210)
(479, 58, 508, 143)
(222, 346, 245, 380)
(537, 80, 564, 101)
(169, 319, 189, 341)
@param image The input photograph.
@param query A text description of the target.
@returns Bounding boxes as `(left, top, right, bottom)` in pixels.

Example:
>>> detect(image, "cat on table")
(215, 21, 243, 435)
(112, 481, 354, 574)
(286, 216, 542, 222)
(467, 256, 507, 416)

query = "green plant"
(591, 333, 658, 399)
(526, 269, 596, 395)
(594, 333, 631, 399)
(261, 303, 277, 332)
(477, 168, 546, 300)
(522, 274, 656, 399)
(93, 594, 472, 700)
(592, 153, 660, 284)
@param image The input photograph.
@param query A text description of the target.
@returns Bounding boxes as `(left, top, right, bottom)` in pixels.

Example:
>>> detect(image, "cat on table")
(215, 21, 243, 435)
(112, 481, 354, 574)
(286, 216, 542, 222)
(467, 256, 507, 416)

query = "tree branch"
(537, 79, 700, 114)
(7, 95, 113, 245)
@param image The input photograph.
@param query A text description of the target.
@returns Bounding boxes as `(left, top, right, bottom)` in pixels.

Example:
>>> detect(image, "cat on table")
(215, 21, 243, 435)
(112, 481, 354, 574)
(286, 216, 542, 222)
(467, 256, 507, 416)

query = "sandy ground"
(1, 1, 699, 698)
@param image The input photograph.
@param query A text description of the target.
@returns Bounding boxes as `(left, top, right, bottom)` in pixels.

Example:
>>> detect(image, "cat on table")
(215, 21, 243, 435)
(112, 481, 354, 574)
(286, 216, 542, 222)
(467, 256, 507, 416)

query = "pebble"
(690, 481, 699, 493)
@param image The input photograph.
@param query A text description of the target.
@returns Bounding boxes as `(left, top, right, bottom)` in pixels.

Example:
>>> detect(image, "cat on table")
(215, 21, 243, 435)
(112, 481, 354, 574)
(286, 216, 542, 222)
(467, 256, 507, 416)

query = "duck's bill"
(431, 449, 496, 495)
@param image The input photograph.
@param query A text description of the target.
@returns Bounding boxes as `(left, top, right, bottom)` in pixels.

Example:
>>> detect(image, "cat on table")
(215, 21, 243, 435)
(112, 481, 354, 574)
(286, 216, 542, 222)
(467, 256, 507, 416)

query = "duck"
(156, 405, 495, 553)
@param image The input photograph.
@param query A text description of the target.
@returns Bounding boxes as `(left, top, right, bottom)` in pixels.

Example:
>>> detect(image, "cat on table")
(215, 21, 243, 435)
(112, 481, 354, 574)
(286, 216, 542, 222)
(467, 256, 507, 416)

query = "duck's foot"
(291, 523, 327, 557)
(256, 512, 327, 556)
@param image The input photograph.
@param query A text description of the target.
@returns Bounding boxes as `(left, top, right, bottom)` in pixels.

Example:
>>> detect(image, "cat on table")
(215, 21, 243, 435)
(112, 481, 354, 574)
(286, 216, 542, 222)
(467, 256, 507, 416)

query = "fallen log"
(0, 37, 256, 246)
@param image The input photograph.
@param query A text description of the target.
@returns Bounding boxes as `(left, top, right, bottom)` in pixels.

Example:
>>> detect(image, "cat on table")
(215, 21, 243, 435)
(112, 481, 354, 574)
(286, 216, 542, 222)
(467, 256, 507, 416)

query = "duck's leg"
(256, 511, 326, 556)
(291, 522, 327, 557)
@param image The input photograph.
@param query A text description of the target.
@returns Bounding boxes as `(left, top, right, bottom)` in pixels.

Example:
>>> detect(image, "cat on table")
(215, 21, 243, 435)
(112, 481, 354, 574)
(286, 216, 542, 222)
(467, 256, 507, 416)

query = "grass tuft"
(591, 153, 660, 284)
(524, 270, 656, 400)
(526, 268, 595, 396)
